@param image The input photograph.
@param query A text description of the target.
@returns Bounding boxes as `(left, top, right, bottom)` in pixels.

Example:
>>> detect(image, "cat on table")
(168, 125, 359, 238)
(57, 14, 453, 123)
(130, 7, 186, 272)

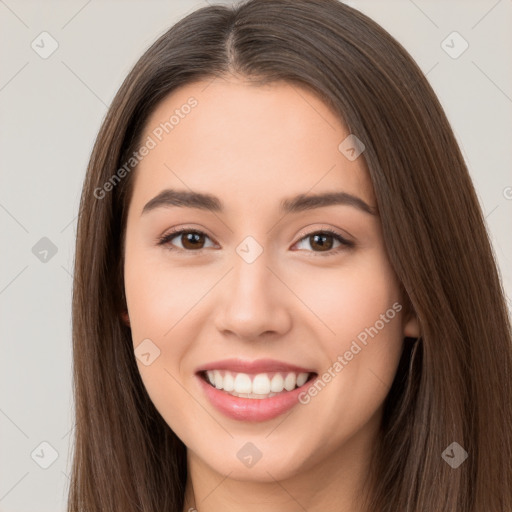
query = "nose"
(213, 250, 293, 341)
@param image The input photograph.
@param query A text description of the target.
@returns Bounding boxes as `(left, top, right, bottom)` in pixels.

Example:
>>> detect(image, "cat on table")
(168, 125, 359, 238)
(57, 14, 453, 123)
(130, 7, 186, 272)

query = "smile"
(195, 359, 318, 421)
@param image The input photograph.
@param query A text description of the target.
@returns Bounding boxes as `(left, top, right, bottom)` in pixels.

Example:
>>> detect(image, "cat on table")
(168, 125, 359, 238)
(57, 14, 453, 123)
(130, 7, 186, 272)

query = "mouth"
(199, 369, 316, 398)
(195, 359, 318, 422)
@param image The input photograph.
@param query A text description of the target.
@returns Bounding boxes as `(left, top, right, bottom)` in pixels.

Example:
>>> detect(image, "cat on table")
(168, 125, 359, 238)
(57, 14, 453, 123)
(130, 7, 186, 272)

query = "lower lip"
(197, 374, 313, 422)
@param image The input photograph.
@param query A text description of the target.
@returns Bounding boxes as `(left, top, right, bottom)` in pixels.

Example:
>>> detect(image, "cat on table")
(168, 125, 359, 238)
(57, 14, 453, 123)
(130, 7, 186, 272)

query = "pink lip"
(195, 358, 317, 422)
(195, 358, 315, 374)
(197, 375, 315, 422)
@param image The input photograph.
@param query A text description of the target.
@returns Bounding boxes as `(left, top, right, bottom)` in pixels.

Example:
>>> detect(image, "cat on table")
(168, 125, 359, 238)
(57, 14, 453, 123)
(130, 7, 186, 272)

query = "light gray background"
(1, 1, 511, 510)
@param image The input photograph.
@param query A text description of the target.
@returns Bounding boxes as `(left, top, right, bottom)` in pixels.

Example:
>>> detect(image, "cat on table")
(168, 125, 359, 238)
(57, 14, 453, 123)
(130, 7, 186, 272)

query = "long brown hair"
(68, 0, 512, 510)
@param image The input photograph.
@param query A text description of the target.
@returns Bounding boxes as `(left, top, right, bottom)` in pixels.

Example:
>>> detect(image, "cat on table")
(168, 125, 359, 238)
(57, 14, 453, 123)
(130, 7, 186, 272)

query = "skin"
(122, 75, 420, 512)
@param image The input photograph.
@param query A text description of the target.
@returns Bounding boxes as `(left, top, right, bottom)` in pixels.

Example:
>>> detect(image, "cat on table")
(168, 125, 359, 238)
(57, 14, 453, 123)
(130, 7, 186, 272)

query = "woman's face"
(123, 77, 419, 482)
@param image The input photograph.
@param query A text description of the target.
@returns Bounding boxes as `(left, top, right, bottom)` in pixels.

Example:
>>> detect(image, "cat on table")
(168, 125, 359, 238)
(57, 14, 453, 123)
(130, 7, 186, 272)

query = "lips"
(195, 358, 317, 421)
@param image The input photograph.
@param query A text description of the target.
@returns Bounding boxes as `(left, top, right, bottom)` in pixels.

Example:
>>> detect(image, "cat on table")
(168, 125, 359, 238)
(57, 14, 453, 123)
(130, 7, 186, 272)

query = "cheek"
(123, 242, 201, 417)
(296, 252, 404, 433)
(124, 244, 205, 343)
(289, 250, 402, 351)
(124, 247, 204, 436)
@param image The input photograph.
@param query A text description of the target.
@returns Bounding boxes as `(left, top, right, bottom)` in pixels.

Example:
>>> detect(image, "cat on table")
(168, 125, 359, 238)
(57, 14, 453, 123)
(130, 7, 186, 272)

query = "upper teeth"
(205, 370, 309, 396)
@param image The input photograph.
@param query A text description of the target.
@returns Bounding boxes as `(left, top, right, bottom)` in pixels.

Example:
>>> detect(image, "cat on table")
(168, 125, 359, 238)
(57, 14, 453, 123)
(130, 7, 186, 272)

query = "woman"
(68, 0, 512, 511)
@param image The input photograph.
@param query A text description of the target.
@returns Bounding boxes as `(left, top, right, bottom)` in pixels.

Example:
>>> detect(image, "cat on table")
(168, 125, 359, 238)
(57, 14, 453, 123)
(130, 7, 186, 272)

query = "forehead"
(130, 77, 374, 214)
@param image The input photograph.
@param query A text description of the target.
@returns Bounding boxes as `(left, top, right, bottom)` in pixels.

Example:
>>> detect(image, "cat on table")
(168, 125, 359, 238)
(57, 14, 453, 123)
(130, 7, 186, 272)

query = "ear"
(403, 309, 420, 339)
(121, 310, 131, 327)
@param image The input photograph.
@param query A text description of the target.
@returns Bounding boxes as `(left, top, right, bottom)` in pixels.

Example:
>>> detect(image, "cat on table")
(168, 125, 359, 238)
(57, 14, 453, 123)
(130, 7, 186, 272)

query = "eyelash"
(157, 226, 354, 257)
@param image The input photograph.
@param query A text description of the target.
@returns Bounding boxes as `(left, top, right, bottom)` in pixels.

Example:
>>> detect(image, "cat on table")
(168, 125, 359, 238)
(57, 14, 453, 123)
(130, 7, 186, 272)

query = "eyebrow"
(141, 188, 378, 216)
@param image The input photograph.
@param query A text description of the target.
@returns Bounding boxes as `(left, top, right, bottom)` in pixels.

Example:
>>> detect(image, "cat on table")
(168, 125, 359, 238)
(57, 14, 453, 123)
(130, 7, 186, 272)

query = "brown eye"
(294, 229, 354, 256)
(158, 229, 214, 251)
(309, 233, 335, 251)
(180, 232, 206, 250)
